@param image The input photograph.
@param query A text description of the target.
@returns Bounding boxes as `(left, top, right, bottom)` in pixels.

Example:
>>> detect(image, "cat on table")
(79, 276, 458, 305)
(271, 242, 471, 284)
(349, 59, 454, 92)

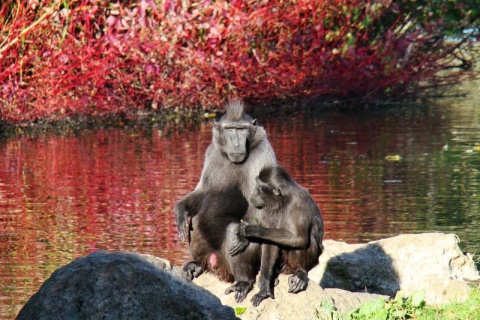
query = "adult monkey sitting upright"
(174, 99, 277, 280)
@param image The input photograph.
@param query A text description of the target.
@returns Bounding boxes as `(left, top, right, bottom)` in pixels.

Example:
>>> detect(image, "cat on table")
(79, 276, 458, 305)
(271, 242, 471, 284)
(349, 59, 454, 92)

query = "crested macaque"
(229, 165, 324, 306)
(174, 99, 277, 285)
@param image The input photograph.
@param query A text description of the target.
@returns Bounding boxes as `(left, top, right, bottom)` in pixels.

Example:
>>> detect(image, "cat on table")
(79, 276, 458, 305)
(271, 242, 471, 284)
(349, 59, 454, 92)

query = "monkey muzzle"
(228, 152, 248, 163)
(249, 196, 264, 209)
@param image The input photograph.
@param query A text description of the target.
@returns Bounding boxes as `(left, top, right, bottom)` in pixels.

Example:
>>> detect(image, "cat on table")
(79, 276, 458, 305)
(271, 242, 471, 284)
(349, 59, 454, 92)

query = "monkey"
(174, 99, 277, 286)
(228, 165, 324, 306)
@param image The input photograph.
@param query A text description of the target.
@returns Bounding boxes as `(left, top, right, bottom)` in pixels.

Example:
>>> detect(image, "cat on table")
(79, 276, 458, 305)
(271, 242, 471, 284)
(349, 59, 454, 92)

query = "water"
(1, 80, 480, 317)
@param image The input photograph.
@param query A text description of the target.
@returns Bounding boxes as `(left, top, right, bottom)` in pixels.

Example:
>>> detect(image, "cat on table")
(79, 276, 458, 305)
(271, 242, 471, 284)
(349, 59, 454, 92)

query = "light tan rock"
(194, 272, 387, 319)
(309, 233, 479, 305)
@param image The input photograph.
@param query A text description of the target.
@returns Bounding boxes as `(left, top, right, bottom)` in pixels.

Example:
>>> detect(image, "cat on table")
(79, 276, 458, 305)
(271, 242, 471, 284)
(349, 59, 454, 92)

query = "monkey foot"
(225, 281, 254, 303)
(288, 270, 309, 293)
(183, 261, 204, 281)
(251, 289, 274, 307)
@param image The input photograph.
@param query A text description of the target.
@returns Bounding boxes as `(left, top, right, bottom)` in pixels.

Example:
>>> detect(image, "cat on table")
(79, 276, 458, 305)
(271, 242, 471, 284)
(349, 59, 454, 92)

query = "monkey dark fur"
(229, 165, 324, 306)
(174, 99, 277, 295)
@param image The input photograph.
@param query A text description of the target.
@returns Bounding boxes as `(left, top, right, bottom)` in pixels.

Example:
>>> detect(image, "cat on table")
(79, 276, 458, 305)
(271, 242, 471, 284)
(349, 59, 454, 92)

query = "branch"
(0, 2, 61, 56)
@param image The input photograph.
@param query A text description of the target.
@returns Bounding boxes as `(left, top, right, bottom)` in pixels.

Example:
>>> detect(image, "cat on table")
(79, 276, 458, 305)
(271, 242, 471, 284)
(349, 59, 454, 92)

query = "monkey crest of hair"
(225, 99, 252, 122)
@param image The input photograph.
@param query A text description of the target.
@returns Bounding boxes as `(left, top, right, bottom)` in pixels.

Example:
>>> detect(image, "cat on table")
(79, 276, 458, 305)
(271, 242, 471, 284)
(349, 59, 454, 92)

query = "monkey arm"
(175, 145, 227, 242)
(240, 222, 309, 249)
(174, 190, 203, 243)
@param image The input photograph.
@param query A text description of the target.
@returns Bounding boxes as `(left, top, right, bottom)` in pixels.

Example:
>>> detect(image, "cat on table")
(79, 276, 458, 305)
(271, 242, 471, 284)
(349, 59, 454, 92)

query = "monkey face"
(219, 121, 256, 163)
(249, 175, 281, 209)
(212, 100, 258, 164)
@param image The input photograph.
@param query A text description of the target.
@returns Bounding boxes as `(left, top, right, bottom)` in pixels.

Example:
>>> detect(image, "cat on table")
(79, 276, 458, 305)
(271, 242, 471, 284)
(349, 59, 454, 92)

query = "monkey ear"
(213, 120, 220, 128)
(251, 119, 257, 127)
(273, 187, 281, 196)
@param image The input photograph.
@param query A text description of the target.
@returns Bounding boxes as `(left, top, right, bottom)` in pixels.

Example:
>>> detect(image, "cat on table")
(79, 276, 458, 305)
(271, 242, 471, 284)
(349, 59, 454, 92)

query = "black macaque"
(174, 99, 277, 286)
(229, 165, 324, 306)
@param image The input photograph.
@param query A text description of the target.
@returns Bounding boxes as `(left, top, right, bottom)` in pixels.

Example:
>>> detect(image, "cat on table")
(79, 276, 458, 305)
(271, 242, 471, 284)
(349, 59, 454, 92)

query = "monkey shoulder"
(201, 146, 233, 173)
(290, 192, 322, 218)
(245, 144, 276, 175)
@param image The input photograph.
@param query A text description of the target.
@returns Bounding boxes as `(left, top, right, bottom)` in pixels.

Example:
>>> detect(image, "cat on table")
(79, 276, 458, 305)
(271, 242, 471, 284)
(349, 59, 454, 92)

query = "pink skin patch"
(209, 253, 218, 268)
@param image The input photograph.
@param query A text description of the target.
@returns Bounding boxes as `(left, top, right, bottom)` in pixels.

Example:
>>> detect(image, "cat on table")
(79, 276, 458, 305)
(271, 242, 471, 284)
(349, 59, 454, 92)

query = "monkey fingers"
(225, 281, 254, 303)
(251, 289, 274, 307)
(183, 261, 204, 281)
(176, 212, 189, 243)
(238, 220, 250, 236)
(287, 270, 309, 293)
(229, 235, 250, 256)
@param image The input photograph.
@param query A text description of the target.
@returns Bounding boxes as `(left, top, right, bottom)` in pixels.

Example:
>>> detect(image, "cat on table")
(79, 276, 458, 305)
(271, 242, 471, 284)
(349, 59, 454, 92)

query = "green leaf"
(394, 290, 405, 302)
(392, 309, 405, 318)
(235, 307, 247, 315)
(320, 298, 335, 314)
(373, 308, 389, 320)
(410, 290, 426, 308)
(357, 298, 385, 316)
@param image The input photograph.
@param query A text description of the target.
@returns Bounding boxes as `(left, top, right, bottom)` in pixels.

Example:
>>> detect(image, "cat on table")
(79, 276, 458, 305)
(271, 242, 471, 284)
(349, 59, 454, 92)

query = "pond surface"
(1, 79, 480, 317)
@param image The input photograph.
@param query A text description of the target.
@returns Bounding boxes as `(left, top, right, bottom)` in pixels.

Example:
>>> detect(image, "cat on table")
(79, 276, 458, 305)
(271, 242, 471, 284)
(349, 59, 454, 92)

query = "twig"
(0, 1, 61, 56)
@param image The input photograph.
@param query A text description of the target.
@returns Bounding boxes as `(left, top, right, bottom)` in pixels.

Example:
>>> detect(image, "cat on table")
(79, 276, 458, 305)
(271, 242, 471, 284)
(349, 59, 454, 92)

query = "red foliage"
(0, 0, 476, 123)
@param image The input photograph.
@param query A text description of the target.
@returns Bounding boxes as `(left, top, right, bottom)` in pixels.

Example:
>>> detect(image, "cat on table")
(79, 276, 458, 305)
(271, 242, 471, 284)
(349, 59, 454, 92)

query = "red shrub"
(0, 0, 477, 124)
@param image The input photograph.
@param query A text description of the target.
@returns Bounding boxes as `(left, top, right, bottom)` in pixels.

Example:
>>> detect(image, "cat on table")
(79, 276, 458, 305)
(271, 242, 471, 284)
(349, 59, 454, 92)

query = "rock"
(194, 273, 387, 319)
(323, 288, 387, 315)
(17, 251, 236, 320)
(17, 233, 479, 319)
(309, 233, 480, 305)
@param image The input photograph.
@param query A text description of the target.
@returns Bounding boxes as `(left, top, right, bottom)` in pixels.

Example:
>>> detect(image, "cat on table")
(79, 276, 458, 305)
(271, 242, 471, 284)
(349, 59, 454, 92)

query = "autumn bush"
(0, 0, 478, 124)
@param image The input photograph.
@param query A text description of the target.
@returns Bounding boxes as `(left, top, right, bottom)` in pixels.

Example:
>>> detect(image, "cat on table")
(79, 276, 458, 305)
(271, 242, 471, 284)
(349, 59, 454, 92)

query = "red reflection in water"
(0, 127, 213, 316)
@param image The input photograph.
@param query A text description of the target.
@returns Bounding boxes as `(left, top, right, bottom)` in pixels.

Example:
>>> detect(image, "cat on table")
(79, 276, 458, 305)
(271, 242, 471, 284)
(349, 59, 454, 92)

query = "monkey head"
(249, 166, 291, 210)
(213, 99, 257, 163)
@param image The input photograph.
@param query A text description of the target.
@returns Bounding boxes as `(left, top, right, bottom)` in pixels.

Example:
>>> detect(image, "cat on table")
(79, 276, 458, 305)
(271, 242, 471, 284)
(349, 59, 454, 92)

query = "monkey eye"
(273, 187, 281, 196)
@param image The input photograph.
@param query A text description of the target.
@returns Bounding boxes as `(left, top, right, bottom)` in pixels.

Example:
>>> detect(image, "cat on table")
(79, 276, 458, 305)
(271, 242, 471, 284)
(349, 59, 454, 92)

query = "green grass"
(422, 286, 480, 320)
(319, 286, 480, 320)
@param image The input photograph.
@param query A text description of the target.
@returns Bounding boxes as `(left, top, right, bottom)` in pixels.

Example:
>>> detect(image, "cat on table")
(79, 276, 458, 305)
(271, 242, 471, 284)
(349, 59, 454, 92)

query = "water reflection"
(1, 80, 480, 317)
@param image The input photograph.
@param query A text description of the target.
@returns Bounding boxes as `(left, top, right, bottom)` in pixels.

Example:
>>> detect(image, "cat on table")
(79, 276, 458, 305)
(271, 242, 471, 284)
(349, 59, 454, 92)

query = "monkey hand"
(175, 206, 190, 243)
(229, 222, 250, 256)
(238, 220, 250, 236)
(288, 270, 309, 293)
(229, 233, 249, 256)
(239, 220, 261, 238)
(183, 261, 204, 281)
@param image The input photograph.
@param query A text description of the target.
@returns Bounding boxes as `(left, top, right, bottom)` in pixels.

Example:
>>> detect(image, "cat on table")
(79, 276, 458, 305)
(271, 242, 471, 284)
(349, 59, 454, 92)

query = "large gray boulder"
(17, 251, 236, 320)
(310, 233, 480, 305)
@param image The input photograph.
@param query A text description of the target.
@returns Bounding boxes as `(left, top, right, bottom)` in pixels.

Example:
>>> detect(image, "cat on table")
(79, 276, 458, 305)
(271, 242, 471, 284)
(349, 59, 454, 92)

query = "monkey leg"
(224, 223, 260, 303)
(284, 236, 323, 293)
(285, 250, 309, 293)
(251, 244, 279, 307)
(183, 216, 215, 281)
